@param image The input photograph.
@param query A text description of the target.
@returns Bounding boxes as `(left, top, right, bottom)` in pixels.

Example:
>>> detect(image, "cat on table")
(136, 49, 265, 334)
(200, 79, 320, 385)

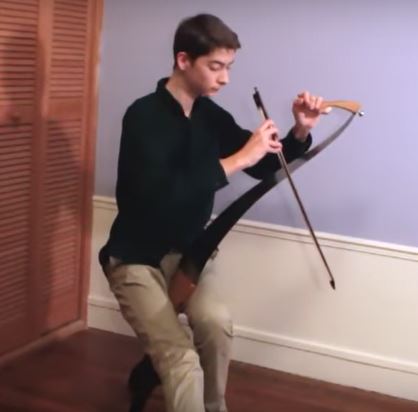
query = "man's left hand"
(292, 91, 325, 141)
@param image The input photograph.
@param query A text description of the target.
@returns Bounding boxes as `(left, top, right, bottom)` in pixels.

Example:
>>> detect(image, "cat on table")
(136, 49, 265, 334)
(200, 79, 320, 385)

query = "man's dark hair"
(173, 14, 241, 65)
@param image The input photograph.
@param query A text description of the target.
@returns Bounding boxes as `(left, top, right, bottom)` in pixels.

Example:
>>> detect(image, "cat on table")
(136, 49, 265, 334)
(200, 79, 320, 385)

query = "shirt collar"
(156, 77, 203, 117)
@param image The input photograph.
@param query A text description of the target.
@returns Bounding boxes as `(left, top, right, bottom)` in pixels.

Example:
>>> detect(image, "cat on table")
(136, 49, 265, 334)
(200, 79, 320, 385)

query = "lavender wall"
(95, 0, 418, 247)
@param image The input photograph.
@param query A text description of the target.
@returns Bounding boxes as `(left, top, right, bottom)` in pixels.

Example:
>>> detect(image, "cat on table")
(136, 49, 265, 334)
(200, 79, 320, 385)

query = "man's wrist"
(292, 124, 311, 142)
(220, 152, 249, 176)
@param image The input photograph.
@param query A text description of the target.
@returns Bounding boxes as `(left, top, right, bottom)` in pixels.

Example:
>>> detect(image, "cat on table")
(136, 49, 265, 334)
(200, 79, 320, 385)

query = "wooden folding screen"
(0, 0, 102, 357)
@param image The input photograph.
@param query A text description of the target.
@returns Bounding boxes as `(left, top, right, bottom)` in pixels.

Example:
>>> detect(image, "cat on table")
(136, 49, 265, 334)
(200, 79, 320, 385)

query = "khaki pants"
(104, 253, 233, 412)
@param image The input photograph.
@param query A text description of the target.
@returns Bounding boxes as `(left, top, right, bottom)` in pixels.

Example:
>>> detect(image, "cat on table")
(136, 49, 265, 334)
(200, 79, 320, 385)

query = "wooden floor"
(0, 329, 417, 412)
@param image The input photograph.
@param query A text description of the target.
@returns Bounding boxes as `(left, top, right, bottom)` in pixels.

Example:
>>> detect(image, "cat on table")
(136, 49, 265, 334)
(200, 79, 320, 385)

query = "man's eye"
(209, 65, 222, 71)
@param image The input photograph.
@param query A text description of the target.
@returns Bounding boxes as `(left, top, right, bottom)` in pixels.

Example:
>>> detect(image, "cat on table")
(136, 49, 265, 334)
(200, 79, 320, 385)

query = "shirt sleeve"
(217, 109, 312, 180)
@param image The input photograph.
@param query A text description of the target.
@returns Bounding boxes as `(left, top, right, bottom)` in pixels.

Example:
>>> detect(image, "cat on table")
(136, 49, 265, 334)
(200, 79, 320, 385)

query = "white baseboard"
(89, 195, 418, 402)
(232, 330, 418, 402)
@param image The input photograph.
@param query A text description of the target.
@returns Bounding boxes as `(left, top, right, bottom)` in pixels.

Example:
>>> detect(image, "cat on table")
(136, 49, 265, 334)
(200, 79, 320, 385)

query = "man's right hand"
(239, 119, 282, 168)
(220, 119, 282, 176)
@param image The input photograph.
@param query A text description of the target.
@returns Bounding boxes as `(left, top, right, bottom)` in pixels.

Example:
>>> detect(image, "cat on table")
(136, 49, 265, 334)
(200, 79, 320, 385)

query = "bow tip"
(330, 279, 336, 290)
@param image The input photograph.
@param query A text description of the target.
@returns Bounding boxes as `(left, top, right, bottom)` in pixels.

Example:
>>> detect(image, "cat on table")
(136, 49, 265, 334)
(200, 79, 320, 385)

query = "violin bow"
(253, 88, 363, 289)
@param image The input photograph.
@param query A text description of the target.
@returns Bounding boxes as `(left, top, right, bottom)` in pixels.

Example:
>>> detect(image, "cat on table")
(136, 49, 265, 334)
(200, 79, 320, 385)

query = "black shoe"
(128, 355, 161, 412)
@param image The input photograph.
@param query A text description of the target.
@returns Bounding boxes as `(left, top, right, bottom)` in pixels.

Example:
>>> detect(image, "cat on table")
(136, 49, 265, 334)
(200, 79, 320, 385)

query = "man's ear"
(176, 51, 192, 71)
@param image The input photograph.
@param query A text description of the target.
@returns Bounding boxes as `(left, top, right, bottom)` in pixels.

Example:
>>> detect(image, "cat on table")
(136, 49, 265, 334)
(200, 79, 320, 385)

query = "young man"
(100, 13, 324, 412)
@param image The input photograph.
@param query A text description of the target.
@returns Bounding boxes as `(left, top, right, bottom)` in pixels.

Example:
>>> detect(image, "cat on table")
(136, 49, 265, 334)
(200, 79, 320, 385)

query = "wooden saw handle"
(320, 100, 363, 115)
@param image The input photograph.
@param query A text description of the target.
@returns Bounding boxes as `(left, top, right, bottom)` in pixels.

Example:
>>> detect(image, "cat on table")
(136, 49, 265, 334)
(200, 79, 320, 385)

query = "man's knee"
(153, 345, 204, 381)
(190, 304, 234, 342)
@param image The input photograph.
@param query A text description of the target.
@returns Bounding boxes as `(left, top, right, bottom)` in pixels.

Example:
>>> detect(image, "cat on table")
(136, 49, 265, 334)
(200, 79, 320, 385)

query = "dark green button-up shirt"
(103, 78, 312, 266)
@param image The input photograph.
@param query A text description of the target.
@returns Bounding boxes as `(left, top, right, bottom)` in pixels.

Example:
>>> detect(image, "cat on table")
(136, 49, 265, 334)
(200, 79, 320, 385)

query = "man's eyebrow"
(209, 59, 235, 66)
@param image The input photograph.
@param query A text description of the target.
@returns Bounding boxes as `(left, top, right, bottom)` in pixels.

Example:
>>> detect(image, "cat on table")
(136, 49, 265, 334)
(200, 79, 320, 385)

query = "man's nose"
(218, 69, 229, 85)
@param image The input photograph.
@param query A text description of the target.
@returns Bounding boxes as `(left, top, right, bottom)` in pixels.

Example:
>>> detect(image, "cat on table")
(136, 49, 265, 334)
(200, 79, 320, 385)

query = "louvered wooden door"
(0, 0, 38, 355)
(0, 0, 101, 356)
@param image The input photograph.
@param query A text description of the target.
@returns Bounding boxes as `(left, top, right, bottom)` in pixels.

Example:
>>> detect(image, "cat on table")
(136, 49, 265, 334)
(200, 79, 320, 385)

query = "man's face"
(180, 48, 236, 96)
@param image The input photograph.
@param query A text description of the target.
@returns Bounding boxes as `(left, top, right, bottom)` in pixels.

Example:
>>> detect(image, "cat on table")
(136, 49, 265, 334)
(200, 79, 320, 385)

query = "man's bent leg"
(185, 269, 234, 412)
(105, 260, 205, 412)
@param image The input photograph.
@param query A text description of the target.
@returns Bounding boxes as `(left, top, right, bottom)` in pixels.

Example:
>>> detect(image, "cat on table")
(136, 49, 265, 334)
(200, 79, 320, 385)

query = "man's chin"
(204, 88, 220, 97)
